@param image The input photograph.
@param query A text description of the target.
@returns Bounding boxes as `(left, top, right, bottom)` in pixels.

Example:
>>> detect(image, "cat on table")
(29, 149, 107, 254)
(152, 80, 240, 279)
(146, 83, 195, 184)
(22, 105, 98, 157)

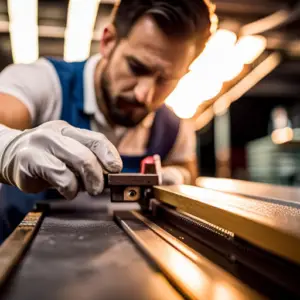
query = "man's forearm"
(0, 94, 32, 130)
(162, 159, 199, 185)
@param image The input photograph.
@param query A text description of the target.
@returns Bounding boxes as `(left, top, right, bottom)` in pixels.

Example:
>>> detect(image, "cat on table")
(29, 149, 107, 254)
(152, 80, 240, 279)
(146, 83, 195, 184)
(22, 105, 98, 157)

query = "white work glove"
(0, 120, 122, 200)
(161, 166, 191, 185)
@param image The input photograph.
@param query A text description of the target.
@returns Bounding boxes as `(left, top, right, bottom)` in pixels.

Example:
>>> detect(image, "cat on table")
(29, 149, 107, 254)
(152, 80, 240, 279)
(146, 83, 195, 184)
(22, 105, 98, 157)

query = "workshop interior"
(0, 0, 300, 299)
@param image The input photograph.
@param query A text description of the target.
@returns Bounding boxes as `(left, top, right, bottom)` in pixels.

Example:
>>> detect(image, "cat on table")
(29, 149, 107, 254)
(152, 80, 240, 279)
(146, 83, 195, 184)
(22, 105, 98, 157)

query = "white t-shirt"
(0, 54, 196, 164)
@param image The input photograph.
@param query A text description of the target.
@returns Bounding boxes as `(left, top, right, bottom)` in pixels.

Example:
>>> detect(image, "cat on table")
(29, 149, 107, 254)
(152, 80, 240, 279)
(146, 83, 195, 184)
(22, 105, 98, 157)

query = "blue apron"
(0, 57, 180, 242)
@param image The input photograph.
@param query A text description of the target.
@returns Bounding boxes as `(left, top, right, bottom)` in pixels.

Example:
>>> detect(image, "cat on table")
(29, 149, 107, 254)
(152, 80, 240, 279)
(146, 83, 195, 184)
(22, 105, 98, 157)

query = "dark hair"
(111, 0, 215, 56)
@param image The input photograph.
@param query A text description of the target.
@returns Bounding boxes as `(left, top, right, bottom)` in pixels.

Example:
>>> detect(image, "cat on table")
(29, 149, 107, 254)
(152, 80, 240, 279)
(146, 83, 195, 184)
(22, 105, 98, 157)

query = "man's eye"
(128, 61, 150, 76)
(129, 63, 141, 75)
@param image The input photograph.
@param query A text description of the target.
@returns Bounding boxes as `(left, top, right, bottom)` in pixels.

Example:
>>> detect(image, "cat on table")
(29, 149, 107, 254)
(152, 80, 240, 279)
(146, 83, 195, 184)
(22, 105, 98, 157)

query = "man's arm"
(0, 94, 31, 130)
(0, 121, 123, 199)
(0, 60, 122, 200)
(162, 119, 199, 185)
(163, 159, 199, 185)
(0, 59, 62, 129)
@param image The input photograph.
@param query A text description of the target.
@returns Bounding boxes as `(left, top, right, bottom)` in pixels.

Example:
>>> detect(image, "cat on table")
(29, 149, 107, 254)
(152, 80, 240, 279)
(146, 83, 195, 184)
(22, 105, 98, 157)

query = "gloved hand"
(0, 120, 122, 200)
(161, 166, 191, 185)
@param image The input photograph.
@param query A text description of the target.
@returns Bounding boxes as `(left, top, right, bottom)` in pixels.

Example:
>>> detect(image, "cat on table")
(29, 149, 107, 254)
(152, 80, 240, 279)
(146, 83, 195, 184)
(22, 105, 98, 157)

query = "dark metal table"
(1, 183, 300, 300)
(0, 191, 182, 300)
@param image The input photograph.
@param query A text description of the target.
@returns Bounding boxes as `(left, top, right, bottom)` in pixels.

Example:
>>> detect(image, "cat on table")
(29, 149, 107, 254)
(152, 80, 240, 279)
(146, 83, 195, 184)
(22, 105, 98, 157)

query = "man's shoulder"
(156, 106, 196, 134)
(154, 105, 181, 130)
(0, 57, 54, 77)
(44, 54, 100, 67)
(44, 56, 83, 71)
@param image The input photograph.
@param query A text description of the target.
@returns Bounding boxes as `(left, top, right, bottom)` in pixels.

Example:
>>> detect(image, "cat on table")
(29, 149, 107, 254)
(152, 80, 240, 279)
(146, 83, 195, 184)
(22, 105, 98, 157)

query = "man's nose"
(134, 77, 155, 105)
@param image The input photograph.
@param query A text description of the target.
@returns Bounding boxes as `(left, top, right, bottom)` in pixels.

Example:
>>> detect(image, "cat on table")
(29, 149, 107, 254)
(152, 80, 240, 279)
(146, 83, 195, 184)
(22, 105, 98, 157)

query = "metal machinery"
(0, 158, 300, 300)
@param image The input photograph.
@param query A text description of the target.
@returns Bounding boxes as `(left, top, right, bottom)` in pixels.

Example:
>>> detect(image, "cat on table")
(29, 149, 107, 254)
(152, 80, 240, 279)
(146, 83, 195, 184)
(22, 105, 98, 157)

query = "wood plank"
(196, 177, 300, 206)
(0, 211, 43, 287)
(154, 185, 300, 265)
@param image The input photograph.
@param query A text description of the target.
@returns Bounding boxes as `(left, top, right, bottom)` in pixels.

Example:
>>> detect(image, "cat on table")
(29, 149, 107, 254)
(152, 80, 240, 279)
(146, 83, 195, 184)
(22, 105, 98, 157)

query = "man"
(0, 0, 214, 241)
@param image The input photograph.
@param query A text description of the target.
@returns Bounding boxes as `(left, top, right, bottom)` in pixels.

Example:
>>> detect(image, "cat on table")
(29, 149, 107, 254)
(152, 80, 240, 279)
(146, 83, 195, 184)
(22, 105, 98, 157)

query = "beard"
(100, 65, 150, 128)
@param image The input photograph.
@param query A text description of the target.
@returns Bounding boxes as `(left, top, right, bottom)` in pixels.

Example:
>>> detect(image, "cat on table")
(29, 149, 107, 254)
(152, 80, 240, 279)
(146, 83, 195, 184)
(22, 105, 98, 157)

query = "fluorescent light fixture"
(64, 0, 100, 62)
(7, 0, 39, 64)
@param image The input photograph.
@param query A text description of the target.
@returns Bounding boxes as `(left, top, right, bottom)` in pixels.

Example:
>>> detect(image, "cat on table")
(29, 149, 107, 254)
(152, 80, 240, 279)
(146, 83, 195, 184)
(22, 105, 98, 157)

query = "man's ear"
(100, 24, 118, 58)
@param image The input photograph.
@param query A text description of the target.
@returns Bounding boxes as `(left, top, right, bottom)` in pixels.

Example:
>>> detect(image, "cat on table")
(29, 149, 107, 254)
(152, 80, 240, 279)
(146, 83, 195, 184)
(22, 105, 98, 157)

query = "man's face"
(99, 16, 197, 127)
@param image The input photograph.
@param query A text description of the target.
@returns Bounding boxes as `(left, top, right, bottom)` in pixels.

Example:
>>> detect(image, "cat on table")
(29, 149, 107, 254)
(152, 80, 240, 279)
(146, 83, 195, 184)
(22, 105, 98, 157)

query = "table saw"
(0, 175, 300, 300)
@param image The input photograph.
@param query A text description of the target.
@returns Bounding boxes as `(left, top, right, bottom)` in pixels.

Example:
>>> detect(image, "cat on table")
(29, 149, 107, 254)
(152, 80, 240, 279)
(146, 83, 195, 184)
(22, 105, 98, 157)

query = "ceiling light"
(166, 72, 223, 119)
(271, 127, 293, 144)
(234, 35, 267, 64)
(7, 0, 38, 64)
(64, 0, 100, 62)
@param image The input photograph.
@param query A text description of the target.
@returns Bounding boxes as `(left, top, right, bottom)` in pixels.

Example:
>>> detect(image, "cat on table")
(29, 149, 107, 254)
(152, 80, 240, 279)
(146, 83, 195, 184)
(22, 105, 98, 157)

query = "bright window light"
(210, 13, 219, 34)
(204, 29, 237, 52)
(234, 35, 267, 64)
(166, 72, 223, 119)
(7, 0, 39, 64)
(218, 51, 245, 82)
(166, 29, 267, 119)
(190, 29, 237, 74)
(64, 0, 101, 62)
(190, 29, 238, 83)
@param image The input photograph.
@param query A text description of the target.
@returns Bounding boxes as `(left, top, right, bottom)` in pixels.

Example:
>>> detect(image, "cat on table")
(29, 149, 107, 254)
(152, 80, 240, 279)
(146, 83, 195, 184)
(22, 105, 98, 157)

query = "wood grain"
(154, 185, 300, 265)
(0, 211, 43, 287)
(196, 177, 300, 206)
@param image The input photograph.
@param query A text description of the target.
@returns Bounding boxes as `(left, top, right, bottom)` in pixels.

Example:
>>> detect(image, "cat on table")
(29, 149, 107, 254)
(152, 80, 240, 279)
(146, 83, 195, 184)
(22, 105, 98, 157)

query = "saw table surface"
(0, 191, 182, 300)
(1, 184, 300, 300)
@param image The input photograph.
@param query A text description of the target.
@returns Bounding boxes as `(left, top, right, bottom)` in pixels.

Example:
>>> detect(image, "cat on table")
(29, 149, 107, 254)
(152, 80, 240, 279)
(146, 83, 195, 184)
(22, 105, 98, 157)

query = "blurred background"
(0, 0, 300, 186)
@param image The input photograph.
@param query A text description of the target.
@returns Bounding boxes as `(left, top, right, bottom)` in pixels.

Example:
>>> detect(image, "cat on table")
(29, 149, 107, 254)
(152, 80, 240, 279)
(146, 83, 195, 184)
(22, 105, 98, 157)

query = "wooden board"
(154, 185, 300, 265)
(196, 177, 300, 206)
(0, 193, 182, 300)
(0, 212, 43, 287)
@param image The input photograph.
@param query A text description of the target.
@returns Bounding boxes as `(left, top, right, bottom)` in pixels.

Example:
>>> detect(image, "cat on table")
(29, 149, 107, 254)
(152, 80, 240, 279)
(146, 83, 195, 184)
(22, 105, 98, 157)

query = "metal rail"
(115, 211, 262, 300)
